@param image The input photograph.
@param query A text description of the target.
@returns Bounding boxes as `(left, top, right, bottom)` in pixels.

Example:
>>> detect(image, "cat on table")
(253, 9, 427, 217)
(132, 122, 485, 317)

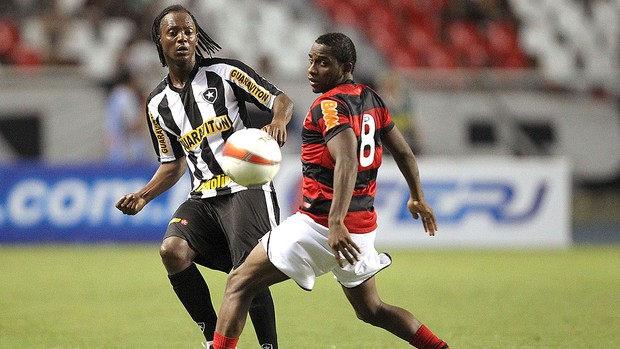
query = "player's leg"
(161, 236, 219, 341)
(161, 200, 224, 343)
(342, 276, 422, 339)
(342, 277, 449, 349)
(248, 287, 277, 348)
(213, 243, 289, 349)
(214, 211, 337, 349)
(220, 188, 281, 348)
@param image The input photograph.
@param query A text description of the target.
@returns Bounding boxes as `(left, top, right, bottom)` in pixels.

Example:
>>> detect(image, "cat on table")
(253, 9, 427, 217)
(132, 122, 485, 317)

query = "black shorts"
(164, 188, 280, 272)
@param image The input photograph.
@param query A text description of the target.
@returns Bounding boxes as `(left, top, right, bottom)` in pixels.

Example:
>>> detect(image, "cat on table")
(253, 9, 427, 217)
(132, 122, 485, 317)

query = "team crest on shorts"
(202, 87, 218, 103)
(197, 322, 206, 332)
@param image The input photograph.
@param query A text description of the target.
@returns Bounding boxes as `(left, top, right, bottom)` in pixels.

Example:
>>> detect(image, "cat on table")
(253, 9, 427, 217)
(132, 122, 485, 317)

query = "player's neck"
(168, 60, 197, 89)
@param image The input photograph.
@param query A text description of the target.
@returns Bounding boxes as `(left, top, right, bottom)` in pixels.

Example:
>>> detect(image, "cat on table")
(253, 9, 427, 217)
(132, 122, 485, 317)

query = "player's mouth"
(308, 77, 320, 87)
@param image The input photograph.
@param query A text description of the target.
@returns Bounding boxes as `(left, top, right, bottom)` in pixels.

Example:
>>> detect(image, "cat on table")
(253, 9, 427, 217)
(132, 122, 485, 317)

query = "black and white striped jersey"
(145, 57, 282, 199)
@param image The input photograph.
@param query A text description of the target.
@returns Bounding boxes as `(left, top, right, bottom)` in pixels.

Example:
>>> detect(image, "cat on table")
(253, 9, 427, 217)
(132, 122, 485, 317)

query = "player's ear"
(342, 62, 354, 74)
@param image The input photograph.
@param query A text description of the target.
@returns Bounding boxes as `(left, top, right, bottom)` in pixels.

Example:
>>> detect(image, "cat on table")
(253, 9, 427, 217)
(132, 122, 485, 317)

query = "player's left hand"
(407, 198, 438, 236)
(262, 121, 287, 147)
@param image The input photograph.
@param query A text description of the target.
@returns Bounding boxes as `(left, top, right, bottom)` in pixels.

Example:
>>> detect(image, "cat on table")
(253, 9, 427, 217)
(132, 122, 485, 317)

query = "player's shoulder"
(311, 82, 360, 108)
(146, 77, 168, 103)
(310, 93, 337, 112)
(324, 81, 369, 101)
(199, 57, 253, 72)
(342, 82, 387, 109)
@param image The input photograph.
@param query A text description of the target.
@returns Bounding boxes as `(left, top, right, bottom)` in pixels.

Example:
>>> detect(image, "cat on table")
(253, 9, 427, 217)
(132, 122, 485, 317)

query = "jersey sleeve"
(146, 108, 184, 163)
(220, 58, 282, 112)
(311, 96, 352, 143)
(372, 91, 396, 137)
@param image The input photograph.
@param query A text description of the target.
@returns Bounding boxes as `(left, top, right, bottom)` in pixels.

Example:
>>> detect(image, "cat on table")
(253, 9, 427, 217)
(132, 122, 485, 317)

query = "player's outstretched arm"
(382, 127, 437, 236)
(115, 157, 186, 215)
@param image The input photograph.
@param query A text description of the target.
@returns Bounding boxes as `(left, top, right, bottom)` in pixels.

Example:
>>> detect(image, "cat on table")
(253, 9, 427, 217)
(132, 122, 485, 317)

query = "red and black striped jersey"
(145, 58, 282, 199)
(298, 80, 395, 233)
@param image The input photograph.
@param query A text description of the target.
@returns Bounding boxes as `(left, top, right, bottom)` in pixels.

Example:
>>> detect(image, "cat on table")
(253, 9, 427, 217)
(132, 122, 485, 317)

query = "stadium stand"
(0, 0, 530, 74)
(314, 0, 529, 69)
(2, 0, 616, 91)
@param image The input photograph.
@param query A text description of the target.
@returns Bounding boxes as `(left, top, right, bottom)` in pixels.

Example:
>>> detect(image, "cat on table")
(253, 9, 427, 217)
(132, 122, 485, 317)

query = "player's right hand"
(115, 193, 147, 215)
(262, 120, 287, 147)
(328, 223, 361, 267)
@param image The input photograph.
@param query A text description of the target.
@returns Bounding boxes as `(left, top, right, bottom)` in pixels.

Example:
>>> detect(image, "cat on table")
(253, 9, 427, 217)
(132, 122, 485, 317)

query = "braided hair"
(151, 4, 221, 67)
(315, 33, 357, 73)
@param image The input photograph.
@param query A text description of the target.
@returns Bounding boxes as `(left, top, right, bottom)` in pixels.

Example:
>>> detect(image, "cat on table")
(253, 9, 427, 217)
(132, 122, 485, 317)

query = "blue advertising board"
(1, 156, 571, 248)
(0, 162, 188, 243)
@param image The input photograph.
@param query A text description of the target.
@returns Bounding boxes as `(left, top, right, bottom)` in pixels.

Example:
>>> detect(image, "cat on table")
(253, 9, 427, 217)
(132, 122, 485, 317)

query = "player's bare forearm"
(115, 157, 186, 215)
(382, 126, 436, 234)
(382, 127, 425, 199)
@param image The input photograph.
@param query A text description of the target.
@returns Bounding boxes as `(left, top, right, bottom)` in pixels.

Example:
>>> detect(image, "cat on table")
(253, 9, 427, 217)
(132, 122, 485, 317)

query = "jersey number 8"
(360, 114, 375, 167)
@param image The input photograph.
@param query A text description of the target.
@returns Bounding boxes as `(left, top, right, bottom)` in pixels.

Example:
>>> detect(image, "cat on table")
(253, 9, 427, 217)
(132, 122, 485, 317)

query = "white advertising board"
(274, 156, 572, 249)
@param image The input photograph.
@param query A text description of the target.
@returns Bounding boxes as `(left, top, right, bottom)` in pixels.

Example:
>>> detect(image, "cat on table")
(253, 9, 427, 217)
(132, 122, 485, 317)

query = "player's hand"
(262, 121, 287, 147)
(407, 198, 438, 236)
(115, 193, 147, 215)
(328, 223, 361, 267)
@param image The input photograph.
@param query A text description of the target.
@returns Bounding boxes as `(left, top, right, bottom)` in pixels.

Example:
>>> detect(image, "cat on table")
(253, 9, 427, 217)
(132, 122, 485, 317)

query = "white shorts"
(261, 212, 392, 290)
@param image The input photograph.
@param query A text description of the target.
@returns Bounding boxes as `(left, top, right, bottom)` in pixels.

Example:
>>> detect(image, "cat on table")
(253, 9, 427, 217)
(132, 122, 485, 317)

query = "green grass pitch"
(1, 244, 618, 349)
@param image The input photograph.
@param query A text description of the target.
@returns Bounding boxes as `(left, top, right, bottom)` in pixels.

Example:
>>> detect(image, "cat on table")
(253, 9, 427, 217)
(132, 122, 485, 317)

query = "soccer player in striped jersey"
(211, 33, 450, 349)
(114, 4, 293, 349)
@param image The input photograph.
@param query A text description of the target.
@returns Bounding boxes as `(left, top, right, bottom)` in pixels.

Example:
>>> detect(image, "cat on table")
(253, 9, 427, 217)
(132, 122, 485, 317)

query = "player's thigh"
(215, 189, 278, 267)
(229, 243, 289, 293)
(165, 199, 232, 272)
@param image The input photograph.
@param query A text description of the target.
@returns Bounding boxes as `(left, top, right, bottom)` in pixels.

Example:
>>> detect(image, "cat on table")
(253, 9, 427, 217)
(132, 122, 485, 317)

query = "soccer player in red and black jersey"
(211, 33, 449, 349)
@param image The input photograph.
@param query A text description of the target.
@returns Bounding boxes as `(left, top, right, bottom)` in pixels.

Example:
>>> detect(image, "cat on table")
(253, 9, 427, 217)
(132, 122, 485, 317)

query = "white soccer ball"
(221, 128, 282, 187)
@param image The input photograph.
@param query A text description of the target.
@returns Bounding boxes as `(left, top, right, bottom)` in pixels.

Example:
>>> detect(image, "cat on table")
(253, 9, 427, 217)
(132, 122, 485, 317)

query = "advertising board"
(0, 157, 571, 248)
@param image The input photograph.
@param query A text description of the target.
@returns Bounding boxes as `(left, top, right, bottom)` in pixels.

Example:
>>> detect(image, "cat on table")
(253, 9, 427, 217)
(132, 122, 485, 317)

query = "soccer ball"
(221, 128, 281, 187)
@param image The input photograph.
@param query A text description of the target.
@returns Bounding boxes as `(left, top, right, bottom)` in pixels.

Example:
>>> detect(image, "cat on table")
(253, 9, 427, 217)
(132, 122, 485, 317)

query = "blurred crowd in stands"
(316, 0, 532, 69)
(0, 0, 163, 77)
(0, 0, 530, 75)
(2, 0, 618, 82)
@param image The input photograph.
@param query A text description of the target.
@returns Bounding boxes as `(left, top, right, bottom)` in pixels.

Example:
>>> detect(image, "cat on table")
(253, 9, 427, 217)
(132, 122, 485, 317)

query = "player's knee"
(226, 269, 248, 293)
(159, 238, 192, 271)
(354, 309, 373, 324)
(225, 268, 258, 299)
(354, 302, 383, 326)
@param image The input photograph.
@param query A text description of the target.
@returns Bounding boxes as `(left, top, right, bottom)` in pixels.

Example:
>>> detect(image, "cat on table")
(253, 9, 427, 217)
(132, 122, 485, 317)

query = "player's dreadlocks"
(315, 33, 357, 73)
(151, 4, 221, 67)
